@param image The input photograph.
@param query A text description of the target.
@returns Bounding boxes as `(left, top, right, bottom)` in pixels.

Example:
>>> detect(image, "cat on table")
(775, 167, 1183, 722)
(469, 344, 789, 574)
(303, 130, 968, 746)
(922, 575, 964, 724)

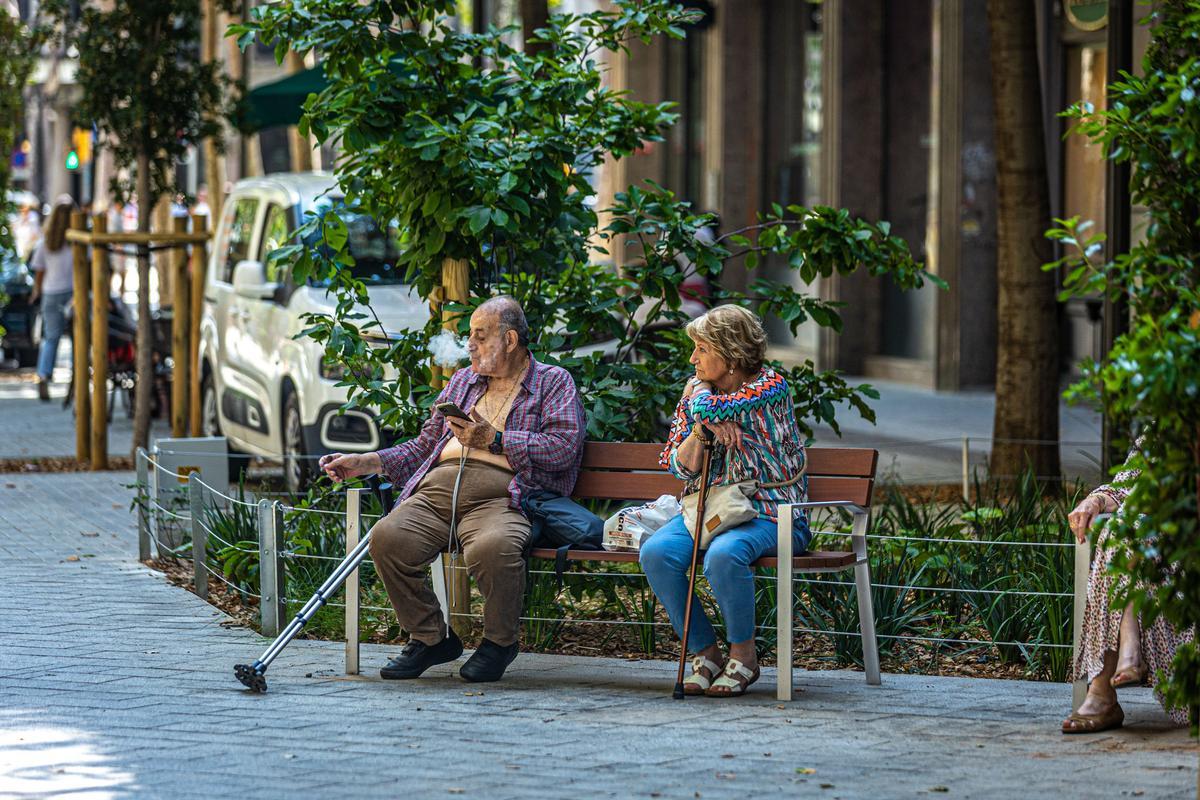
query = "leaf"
(467, 206, 491, 235)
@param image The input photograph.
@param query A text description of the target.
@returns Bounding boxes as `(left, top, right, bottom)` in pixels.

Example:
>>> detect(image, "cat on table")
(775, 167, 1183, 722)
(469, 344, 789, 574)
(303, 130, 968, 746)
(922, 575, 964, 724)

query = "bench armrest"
(788, 500, 868, 517)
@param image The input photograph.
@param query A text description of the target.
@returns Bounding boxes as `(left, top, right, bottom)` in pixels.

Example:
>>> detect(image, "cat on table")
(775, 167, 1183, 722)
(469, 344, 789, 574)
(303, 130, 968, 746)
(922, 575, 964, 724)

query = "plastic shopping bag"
(603, 494, 682, 551)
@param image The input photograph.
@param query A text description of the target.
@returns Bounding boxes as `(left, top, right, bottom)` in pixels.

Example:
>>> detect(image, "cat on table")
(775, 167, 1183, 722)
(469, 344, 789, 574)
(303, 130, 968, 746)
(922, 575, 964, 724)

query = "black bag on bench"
(521, 490, 604, 586)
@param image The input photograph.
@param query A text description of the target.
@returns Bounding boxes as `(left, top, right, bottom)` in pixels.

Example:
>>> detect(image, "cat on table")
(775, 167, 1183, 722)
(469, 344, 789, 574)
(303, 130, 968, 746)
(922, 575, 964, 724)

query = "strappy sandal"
(1110, 665, 1148, 689)
(705, 658, 760, 697)
(1062, 704, 1124, 734)
(683, 655, 724, 696)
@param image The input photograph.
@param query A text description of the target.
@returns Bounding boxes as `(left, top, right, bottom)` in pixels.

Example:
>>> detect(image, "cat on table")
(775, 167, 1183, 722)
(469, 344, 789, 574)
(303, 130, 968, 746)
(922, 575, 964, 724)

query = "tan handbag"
(681, 468, 807, 549)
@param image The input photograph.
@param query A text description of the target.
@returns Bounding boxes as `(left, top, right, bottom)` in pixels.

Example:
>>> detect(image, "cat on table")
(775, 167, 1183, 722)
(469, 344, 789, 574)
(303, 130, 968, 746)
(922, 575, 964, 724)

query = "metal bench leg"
(776, 505, 794, 701)
(851, 512, 881, 686)
(431, 553, 451, 629)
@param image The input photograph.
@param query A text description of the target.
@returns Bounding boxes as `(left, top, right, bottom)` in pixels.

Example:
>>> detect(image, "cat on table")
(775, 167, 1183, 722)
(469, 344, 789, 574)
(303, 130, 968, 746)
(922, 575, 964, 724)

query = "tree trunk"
(286, 50, 314, 172)
(201, 0, 226, 217)
(132, 150, 154, 455)
(520, 0, 550, 57)
(985, 0, 1060, 482)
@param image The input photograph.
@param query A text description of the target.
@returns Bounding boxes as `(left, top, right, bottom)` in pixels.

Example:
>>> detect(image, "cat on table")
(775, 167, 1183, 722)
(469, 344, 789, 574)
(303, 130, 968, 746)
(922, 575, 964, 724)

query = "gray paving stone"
(0, 471, 1195, 799)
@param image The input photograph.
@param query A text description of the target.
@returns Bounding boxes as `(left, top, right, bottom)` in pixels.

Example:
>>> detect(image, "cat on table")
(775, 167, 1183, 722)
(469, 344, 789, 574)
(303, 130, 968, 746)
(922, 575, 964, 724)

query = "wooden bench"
(432, 441, 881, 701)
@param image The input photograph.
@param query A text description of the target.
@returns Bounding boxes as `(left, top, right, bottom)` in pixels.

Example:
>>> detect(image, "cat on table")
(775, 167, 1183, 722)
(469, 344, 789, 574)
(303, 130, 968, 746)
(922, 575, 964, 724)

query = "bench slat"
(582, 443, 878, 479)
(572, 471, 682, 501)
(805, 448, 879, 479)
(529, 548, 858, 570)
(806, 477, 874, 506)
(582, 442, 664, 470)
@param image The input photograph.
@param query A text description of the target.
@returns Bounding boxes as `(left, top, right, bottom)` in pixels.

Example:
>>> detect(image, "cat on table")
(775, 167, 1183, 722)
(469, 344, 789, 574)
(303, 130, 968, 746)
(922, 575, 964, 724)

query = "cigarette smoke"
(429, 330, 469, 368)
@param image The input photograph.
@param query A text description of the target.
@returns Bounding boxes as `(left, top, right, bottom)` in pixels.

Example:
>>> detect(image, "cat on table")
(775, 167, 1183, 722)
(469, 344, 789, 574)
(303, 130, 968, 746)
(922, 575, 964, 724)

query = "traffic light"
(65, 149, 80, 171)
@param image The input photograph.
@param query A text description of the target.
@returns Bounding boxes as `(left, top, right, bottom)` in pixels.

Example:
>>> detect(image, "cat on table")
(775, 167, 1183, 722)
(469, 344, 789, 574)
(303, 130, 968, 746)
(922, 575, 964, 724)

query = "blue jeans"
(640, 513, 811, 652)
(37, 290, 73, 381)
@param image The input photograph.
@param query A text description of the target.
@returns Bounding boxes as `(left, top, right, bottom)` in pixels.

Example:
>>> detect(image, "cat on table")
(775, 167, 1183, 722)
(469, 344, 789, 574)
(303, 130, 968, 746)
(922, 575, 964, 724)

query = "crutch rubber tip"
(234, 663, 267, 693)
(672, 683, 686, 700)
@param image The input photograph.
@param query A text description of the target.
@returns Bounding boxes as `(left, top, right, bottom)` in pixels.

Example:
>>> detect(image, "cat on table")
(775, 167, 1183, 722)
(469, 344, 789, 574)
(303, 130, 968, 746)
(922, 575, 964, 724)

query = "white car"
(198, 173, 427, 492)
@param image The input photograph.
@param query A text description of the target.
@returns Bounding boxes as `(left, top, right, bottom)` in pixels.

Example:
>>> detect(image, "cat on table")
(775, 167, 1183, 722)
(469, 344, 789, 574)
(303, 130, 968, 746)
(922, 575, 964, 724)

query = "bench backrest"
(573, 442, 878, 508)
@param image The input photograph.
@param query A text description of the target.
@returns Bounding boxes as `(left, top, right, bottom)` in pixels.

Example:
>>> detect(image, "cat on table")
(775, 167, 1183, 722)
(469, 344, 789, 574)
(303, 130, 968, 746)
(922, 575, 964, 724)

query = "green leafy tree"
(234, 2, 939, 452)
(1047, 0, 1200, 743)
(45, 0, 236, 453)
(0, 13, 41, 254)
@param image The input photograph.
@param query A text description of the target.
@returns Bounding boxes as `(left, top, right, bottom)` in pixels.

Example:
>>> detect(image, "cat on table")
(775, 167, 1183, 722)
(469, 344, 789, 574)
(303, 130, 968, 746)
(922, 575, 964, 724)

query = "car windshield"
(303, 199, 407, 286)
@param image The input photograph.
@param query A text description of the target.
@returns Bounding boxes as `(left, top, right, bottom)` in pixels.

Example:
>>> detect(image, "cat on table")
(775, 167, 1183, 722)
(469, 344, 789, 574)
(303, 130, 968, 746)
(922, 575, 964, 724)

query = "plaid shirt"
(376, 356, 586, 513)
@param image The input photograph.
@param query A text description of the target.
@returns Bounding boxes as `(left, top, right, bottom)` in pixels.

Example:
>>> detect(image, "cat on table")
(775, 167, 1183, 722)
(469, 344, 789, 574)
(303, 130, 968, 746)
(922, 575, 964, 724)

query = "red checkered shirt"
(375, 356, 586, 513)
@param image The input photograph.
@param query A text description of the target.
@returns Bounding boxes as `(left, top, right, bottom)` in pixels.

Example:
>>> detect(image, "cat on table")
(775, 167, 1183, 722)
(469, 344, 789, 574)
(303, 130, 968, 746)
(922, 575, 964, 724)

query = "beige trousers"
(367, 459, 530, 647)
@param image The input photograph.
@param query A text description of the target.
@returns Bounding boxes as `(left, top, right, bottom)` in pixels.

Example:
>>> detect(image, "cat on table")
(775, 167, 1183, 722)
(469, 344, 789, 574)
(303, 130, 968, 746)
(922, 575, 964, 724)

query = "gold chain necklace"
(478, 359, 528, 428)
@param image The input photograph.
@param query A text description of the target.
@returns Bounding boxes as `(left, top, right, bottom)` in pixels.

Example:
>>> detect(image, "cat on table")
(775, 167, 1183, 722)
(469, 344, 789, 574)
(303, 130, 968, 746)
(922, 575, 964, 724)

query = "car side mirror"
(232, 259, 277, 299)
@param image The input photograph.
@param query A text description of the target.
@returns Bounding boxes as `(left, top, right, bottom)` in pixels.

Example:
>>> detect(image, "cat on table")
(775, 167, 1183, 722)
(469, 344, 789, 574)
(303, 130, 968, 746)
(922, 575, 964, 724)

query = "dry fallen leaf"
(796, 768, 816, 775)
(720, 753, 735, 759)
(447, 789, 465, 795)
(65, 555, 80, 562)
(81, 531, 99, 537)
(715, 772, 735, 780)
(820, 784, 834, 790)
(930, 787, 949, 793)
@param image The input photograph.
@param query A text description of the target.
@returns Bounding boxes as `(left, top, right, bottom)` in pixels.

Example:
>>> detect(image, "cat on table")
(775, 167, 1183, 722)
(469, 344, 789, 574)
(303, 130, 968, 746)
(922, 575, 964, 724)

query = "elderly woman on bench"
(1063, 443, 1195, 733)
(640, 305, 810, 697)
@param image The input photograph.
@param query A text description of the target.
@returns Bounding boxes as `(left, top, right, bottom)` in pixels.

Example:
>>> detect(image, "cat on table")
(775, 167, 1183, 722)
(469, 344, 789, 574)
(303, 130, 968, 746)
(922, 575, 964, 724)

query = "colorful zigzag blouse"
(659, 367, 809, 533)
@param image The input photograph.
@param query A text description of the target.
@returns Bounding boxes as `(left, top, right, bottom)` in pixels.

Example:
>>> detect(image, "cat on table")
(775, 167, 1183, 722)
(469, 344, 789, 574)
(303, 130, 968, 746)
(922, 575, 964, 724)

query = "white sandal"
(682, 655, 724, 695)
(705, 658, 760, 697)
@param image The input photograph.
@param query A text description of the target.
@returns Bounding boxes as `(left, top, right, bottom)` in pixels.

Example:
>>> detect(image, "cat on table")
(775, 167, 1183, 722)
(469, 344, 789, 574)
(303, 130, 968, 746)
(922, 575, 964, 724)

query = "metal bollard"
(258, 500, 285, 638)
(136, 447, 150, 561)
(345, 488, 366, 675)
(147, 448, 159, 557)
(189, 472, 208, 602)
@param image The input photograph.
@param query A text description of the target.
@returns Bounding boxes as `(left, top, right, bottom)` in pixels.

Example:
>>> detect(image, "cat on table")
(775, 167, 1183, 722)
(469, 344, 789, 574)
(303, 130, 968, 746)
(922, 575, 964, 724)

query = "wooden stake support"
(171, 216, 190, 437)
(90, 213, 109, 470)
(189, 214, 208, 436)
(70, 212, 91, 463)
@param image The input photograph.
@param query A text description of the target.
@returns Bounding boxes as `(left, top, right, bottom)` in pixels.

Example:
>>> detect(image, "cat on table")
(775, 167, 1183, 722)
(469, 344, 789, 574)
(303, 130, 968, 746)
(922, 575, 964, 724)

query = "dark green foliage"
(43, 0, 237, 204)
(1046, 0, 1200, 731)
(0, 15, 40, 254)
(238, 2, 939, 448)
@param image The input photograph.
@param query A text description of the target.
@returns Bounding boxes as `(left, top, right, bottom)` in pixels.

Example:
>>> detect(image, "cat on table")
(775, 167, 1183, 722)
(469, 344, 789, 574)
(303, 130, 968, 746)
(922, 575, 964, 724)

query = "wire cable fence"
(135, 445, 1090, 689)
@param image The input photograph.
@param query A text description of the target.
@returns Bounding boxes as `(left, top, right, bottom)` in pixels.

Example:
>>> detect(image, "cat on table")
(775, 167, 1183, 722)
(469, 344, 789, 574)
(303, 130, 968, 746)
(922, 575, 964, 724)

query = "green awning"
(239, 64, 329, 132)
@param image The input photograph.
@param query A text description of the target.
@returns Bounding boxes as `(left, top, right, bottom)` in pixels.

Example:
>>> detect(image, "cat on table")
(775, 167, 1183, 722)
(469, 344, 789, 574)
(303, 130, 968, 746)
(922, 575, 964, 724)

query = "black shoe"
(380, 629, 463, 680)
(459, 638, 519, 683)
(37, 380, 50, 402)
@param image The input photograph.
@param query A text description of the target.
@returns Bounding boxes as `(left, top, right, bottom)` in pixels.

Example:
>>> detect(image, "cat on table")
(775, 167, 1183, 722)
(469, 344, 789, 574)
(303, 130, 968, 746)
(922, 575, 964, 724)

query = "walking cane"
(673, 427, 715, 700)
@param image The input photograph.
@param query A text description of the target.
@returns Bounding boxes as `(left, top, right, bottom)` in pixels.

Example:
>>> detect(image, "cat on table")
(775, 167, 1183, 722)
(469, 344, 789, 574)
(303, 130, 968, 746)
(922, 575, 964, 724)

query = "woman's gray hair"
(479, 295, 529, 348)
(685, 304, 767, 373)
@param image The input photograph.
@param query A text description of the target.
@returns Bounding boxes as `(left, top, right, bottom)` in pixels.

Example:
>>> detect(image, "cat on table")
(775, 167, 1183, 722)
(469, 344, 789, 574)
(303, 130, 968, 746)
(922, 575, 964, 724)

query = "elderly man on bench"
(319, 295, 586, 683)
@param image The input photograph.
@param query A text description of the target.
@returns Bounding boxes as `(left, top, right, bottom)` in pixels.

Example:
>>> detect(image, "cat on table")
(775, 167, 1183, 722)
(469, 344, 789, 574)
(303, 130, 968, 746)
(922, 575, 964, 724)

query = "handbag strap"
(757, 463, 808, 490)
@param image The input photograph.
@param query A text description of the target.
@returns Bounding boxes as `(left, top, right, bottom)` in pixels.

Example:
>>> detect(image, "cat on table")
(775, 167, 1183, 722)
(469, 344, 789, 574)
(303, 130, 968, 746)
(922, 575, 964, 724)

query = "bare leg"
(1112, 602, 1145, 685)
(728, 639, 757, 672)
(1073, 649, 1120, 718)
(696, 643, 725, 681)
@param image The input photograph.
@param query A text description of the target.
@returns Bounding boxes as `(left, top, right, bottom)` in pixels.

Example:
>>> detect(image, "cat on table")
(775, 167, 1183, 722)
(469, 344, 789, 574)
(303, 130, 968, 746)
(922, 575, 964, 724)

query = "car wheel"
(202, 370, 243, 484)
(283, 391, 313, 495)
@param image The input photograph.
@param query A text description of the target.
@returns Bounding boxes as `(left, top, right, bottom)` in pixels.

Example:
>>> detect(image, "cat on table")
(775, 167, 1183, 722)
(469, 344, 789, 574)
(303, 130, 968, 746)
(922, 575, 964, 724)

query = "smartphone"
(435, 401, 471, 420)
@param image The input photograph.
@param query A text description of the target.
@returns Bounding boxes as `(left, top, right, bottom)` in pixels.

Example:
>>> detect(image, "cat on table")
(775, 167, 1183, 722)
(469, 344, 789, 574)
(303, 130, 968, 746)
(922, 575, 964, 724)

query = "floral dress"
(1073, 454, 1195, 725)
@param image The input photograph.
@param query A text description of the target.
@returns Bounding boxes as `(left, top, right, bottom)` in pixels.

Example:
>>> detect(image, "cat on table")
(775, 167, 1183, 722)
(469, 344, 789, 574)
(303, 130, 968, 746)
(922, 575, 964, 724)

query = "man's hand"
(29, 287, 40, 305)
(447, 409, 496, 450)
(318, 451, 381, 482)
(1068, 494, 1109, 544)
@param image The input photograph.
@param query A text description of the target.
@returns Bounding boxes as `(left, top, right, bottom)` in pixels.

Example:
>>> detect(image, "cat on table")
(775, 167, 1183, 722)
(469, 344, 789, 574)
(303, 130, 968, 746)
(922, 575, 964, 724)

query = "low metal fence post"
(258, 499, 285, 638)
(189, 472, 208, 602)
(345, 488, 366, 675)
(147, 447, 159, 557)
(136, 447, 150, 561)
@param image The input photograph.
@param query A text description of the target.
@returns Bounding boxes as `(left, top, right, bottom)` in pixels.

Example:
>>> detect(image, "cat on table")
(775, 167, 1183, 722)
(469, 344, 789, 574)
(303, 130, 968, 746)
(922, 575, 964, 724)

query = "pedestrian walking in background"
(29, 197, 76, 401)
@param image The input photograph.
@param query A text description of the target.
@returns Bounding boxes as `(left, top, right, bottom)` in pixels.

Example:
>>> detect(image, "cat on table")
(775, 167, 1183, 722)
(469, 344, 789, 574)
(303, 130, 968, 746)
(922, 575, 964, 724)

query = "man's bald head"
(476, 295, 529, 348)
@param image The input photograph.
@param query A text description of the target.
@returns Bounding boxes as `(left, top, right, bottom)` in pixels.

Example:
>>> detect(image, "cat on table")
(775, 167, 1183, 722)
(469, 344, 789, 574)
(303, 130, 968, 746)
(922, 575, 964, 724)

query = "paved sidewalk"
(1, 472, 1194, 798)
